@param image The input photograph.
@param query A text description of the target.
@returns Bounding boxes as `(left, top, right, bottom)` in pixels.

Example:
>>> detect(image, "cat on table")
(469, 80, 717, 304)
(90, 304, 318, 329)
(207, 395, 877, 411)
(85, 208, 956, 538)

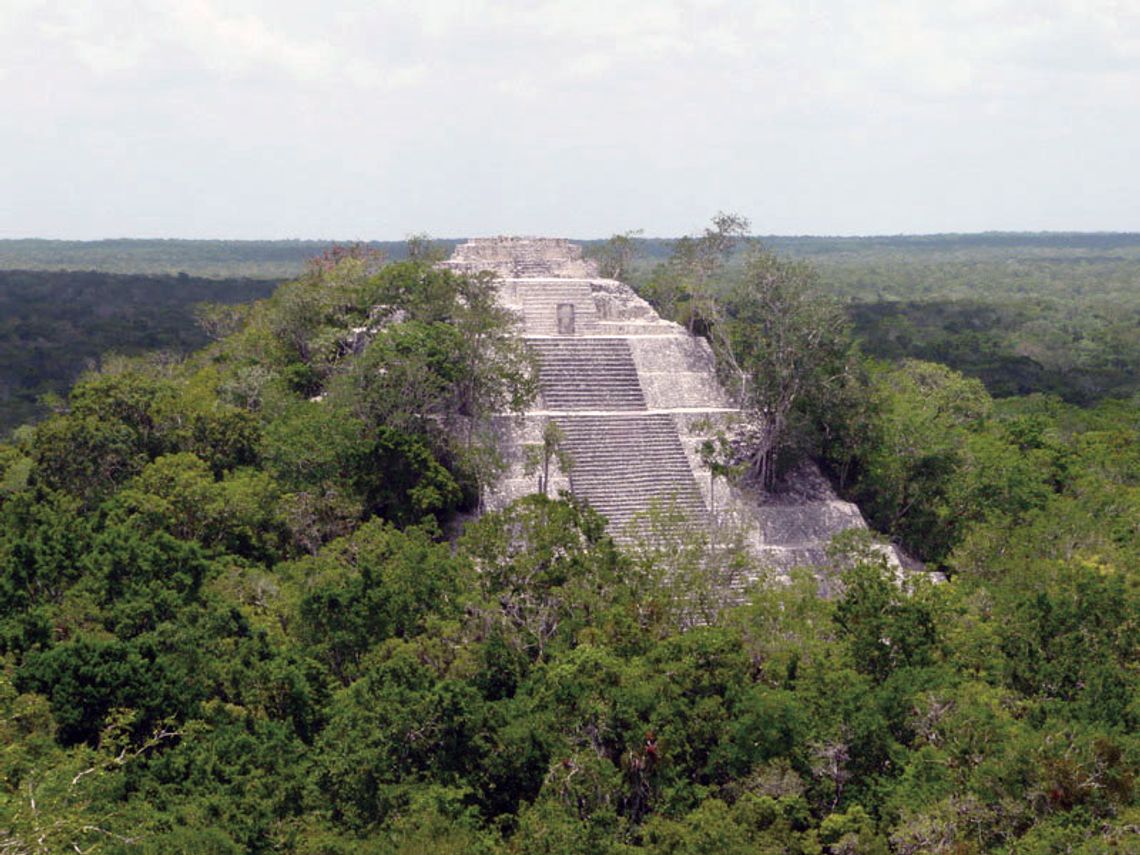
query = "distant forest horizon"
(3, 231, 1140, 278)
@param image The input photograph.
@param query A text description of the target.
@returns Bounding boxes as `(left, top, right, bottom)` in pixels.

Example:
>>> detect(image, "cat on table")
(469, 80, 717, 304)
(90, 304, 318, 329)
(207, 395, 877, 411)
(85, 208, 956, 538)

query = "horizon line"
(3, 229, 1140, 244)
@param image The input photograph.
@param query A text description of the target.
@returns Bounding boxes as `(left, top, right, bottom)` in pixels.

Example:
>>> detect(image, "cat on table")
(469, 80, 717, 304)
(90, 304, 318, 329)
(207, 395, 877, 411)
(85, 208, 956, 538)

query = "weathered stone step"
(528, 339, 648, 411)
(572, 475, 701, 485)
(539, 370, 642, 377)
(552, 413, 708, 533)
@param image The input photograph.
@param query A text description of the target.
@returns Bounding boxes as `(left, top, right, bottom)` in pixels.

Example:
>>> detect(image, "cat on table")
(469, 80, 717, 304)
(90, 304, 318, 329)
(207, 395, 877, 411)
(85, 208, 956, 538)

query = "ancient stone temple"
(444, 237, 881, 578)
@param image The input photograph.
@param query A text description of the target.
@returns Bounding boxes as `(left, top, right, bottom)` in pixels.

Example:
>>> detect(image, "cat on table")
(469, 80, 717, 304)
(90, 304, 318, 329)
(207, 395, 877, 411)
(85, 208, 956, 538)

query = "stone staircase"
(557, 414, 708, 530)
(516, 280, 600, 335)
(506, 241, 560, 277)
(528, 338, 646, 410)
(514, 258, 557, 277)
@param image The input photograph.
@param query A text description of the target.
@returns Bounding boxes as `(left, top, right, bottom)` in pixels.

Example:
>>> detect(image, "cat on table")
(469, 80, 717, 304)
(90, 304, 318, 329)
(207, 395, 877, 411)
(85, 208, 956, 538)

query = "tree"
(261, 400, 370, 492)
(326, 263, 537, 507)
(0, 691, 183, 855)
(524, 420, 573, 498)
(697, 426, 744, 521)
(0, 488, 91, 654)
(675, 212, 752, 289)
(15, 637, 194, 746)
(357, 426, 462, 526)
(445, 269, 538, 441)
(29, 416, 148, 507)
(194, 301, 251, 341)
(706, 249, 854, 489)
(841, 359, 1058, 565)
(284, 519, 468, 686)
(26, 367, 188, 506)
(405, 232, 448, 263)
(638, 213, 751, 331)
(105, 453, 285, 562)
(459, 495, 622, 662)
(621, 498, 752, 634)
(311, 644, 491, 831)
(588, 229, 643, 281)
(108, 715, 294, 851)
(832, 557, 942, 684)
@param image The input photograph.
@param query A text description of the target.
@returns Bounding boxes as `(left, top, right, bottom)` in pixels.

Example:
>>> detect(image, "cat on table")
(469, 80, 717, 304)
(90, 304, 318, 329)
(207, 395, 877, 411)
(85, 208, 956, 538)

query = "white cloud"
(169, 1, 335, 81)
(1, 0, 1138, 237)
(565, 52, 614, 81)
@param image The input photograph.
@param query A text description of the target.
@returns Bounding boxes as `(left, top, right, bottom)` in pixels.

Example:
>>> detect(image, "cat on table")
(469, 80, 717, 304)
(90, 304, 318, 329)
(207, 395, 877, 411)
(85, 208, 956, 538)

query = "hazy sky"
(1, 0, 1138, 239)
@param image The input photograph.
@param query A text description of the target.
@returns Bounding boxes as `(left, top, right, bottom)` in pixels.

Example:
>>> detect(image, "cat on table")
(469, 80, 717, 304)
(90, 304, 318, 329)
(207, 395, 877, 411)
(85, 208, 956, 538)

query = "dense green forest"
(6, 233, 1138, 280)
(1, 244, 1136, 853)
(0, 241, 453, 279)
(0, 271, 277, 434)
(847, 299, 1139, 403)
(797, 235, 1140, 406)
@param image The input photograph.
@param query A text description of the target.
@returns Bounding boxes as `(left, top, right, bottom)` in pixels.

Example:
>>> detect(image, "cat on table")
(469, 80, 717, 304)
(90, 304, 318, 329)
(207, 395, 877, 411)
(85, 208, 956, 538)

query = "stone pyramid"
(446, 237, 883, 580)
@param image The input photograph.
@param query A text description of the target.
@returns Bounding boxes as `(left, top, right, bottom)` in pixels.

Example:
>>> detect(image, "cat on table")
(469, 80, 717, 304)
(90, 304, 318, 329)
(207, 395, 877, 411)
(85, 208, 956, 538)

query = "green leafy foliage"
(15, 636, 193, 746)
(0, 269, 276, 435)
(284, 520, 467, 685)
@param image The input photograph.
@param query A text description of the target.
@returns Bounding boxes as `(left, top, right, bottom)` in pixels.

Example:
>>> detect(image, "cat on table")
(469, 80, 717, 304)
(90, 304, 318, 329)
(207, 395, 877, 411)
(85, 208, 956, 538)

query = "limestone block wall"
(626, 336, 733, 410)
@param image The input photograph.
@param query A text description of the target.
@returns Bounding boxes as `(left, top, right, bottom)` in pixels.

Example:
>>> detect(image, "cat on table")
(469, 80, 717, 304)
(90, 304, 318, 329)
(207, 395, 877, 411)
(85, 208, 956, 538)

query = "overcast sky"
(1, 1, 1137, 239)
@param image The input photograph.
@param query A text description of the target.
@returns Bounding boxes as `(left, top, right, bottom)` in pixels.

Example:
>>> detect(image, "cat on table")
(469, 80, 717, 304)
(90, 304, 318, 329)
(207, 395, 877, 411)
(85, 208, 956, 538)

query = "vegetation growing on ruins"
(0, 240, 1137, 852)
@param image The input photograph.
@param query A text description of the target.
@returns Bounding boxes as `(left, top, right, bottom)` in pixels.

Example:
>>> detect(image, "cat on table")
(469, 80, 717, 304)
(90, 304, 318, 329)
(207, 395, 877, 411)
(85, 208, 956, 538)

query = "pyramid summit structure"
(448, 237, 883, 579)
(442, 236, 600, 279)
